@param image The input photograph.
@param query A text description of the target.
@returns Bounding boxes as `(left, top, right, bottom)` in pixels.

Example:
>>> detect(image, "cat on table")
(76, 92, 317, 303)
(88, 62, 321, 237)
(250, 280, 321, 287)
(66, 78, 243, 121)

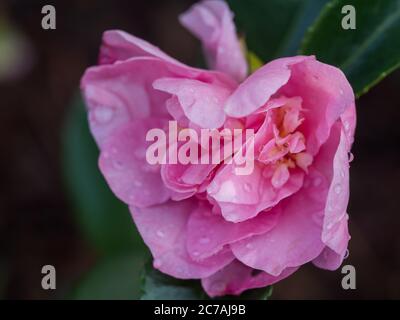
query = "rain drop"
(156, 230, 165, 238)
(192, 251, 200, 257)
(94, 106, 114, 124)
(348, 152, 354, 162)
(153, 259, 162, 268)
(313, 177, 322, 187)
(113, 160, 124, 170)
(334, 184, 342, 194)
(344, 249, 350, 259)
(243, 183, 252, 192)
(211, 281, 226, 293)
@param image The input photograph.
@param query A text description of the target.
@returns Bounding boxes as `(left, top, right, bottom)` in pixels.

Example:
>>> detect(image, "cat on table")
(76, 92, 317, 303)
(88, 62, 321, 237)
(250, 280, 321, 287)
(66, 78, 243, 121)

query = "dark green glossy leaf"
(140, 262, 206, 300)
(301, 0, 400, 96)
(62, 95, 145, 254)
(140, 262, 273, 300)
(71, 253, 147, 300)
(228, 0, 329, 61)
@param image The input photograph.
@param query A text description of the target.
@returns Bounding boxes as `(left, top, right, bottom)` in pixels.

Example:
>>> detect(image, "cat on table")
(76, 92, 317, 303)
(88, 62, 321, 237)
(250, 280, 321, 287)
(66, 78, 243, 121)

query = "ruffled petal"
(99, 29, 181, 65)
(153, 77, 231, 128)
(131, 199, 235, 279)
(179, 0, 247, 81)
(186, 201, 281, 260)
(99, 119, 170, 207)
(202, 260, 298, 297)
(224, 56, 310, 117)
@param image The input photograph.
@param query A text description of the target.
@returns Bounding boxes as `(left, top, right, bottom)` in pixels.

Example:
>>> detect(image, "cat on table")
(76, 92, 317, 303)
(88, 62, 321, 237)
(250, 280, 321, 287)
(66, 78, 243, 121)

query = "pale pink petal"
(186, 202, 281, 260)
(320, 128, 351, 257)
(99, 29, 182, 65)
(161, 161, 216, 200)
(231, 125, 343, 276)
(202, 260, 298, 297)
(82, 56, 236, 148)
(130, 199, 234, 279)
(81, 57, 172, 148)
(313, 246, 347, 270)
(179, 0, 247, 81)
(271, 163, 290, 189)
(99, 119, 170, 207)
(224, 56, 311, 117)
(208, 162, 303, 222)
(341, 102, 357, 151)
(153, 77, 232, 128)
(279, 58, 355, 155)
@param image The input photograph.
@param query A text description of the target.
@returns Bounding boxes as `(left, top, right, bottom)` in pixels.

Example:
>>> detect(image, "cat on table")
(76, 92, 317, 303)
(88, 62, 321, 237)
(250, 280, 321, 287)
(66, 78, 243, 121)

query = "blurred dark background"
(0, 0, 399, 299)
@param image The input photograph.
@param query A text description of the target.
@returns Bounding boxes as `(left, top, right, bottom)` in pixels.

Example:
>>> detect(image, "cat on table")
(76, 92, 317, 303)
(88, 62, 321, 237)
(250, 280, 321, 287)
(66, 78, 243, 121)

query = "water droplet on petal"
(192, 251, 200, 257)
(344, 249, 350, 259)
(334, 184, 342, 194)
(153, 258, 162, 268)
(344, 121, 350, 131)
(313, 177, 322, 187)
(348, 152, 354, 162)
(156, 230, 165, 238)
(246, 243, 253, 249)
(211, 281, 226, 294)
(113, 160, 124, 170)
(94, 106, 114, 124)
(339, 89, 344, 96)
(134, 180, 142, 187)
(243, 183, 252, 192)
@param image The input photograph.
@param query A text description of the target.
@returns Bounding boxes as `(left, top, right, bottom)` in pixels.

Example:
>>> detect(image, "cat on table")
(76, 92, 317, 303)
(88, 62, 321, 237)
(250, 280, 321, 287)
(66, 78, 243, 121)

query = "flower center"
(258, 100, 313, 188)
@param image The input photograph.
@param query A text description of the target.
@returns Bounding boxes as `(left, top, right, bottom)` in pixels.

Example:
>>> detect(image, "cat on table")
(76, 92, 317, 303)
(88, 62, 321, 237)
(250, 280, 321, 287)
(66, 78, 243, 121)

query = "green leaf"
(140, 262, 273, 300)
(71, 253, 147, 300)
(62, 95, 145, 254)
(301, 0, 400, 96)
(228, 0, 329, 61)
(246, 50, 264, 73)
(140, 262, 206, 300)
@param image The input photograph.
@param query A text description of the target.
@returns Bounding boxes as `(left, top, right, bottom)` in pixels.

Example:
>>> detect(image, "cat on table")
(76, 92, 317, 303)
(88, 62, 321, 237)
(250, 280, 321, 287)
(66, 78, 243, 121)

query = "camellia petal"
(179, 0, 247, 81)
(131, 199, 235, 279)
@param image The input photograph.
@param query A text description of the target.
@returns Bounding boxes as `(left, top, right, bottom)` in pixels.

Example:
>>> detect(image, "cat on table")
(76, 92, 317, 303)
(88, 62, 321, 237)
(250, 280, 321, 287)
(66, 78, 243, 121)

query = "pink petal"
(186, 201, 281, 260)
(81, 56, 236, 148)
(153, 77, 231, 128)
(320, 128, 351, 257)
(98, 119, 170, 207)
(99, 29, 182, 65)
(279, 58, 355, 155)
(231, 124, 344, 276)
(208, 162, 303, 222)
(179, 0, 247, 81)
(224, 56, 311, 117)
(271, 163, 290, 189)
(202, 260, 298, 297)
(313, 246, 347, 271)
(81, 57, 173, 148)
(130, 199, 235, 279)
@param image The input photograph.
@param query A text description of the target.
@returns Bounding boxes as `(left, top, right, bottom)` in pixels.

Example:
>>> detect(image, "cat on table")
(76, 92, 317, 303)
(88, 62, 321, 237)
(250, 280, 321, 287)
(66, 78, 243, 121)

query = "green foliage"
(71, 253, 148, 300)
(228, 0, 329, 61)
(301, 0, 400, 96)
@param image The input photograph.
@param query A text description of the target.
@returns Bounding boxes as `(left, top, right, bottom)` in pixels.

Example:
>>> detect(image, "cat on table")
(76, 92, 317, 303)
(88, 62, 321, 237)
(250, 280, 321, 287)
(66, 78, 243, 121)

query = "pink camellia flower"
(81, 0, 356, 297)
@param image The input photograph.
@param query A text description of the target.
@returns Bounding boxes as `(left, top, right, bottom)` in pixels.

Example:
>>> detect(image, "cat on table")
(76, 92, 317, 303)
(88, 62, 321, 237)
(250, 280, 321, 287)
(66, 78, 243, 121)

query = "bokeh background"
(0, 0, 399, 299)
